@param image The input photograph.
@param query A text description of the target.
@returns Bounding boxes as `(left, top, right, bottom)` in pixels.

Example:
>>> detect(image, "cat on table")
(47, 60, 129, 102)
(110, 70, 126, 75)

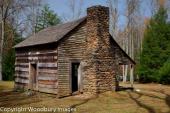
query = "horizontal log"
(38, 72, 57, 76)
(15, 67, 29, 72)
(28, 57, 38, 60)
(15, 82, 28, 86)
(16, 54, 57, 59)
(38, 84, 58, 89)
(15, 62, 29, 66)
(58, 76, 69, 79)
(16, 59, 29, 62)
(16, 57, 28, 60)
(16, 50, 57, 54)
(16, 51, 57, 57)
(38, 80, 57, 85)
(38, 69, 57, 74)
(58, 82, 70, 85)
(15, 73, 29, 77)
(38, 63, 57, 68)
(16, 56, 57, 62)
(38, 87, 58, 94)
(15, 65, 29, 68)
(15, 76, 29, 80)
(58, 81, 69, 83)
(38, 76, 57, 81)
(39, 56, 53, 60)
(39, 67, 58, 70)
(15, 78, 29, 84)
(38, 59, 57, 63)
(15, 70, 29, 74)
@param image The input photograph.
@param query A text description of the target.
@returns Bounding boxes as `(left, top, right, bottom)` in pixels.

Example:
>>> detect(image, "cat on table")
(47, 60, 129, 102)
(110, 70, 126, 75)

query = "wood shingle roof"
(14, 17, 86, 48)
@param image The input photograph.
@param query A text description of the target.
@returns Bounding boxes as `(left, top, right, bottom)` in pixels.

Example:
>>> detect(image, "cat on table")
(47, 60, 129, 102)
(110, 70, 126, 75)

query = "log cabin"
(14, 5, 135, 97)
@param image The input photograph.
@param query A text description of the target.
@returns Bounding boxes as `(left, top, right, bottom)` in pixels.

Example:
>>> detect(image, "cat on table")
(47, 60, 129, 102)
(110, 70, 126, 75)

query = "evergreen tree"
(138, 7, 170, 83)
(35, 4, 61, 32)
(159, 58, 170, 84)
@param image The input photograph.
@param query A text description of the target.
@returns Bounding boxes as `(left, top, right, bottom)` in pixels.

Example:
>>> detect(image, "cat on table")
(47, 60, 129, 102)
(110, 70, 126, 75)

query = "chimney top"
(87, 5, 109, 11)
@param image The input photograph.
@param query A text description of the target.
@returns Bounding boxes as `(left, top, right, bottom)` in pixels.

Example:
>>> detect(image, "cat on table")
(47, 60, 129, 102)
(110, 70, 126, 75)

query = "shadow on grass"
(128, 89, 170, 113)
(152, 90, 170, 113)
(117, 86, 134, 91)
(127, 91, 156, 113)
(69, 94, 99, 113)
(0, 91, 42, 107)
(155, 90, 170, 108)
(165, 94, 170, 108)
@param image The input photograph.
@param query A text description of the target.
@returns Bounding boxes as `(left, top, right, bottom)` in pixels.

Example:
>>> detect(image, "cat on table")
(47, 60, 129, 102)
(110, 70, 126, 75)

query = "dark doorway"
(71, 63, 80, 92)
(30, 63, 37, 90)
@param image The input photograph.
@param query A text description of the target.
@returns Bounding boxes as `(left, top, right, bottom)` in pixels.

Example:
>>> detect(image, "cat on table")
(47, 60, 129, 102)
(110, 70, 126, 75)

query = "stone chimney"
(83, 5, 116, 94)
(87, 5, 110, 46)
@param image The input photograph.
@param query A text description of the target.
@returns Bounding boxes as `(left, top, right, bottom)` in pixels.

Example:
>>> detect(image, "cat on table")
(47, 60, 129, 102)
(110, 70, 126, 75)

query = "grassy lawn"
(0, 81, 170, 113)
(0, 81, 14, 91)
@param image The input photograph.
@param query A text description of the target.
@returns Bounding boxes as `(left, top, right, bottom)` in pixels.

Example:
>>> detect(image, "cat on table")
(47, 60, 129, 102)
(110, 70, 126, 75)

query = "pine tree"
(35, 4, 61, 32)
(138, 7, 170, 83)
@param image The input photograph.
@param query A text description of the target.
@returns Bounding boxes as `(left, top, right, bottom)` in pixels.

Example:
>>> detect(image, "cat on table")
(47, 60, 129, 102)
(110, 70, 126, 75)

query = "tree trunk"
(130, 65, 134, 87)
(0, 19, 4, 81)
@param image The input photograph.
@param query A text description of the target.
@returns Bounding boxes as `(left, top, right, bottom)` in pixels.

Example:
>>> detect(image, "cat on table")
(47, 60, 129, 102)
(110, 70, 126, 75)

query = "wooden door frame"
(29, 62, 38, 90)
(69, 59, 82, 94)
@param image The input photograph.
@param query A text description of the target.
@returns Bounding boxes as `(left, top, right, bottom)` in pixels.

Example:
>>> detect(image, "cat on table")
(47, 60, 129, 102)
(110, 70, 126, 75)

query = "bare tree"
(121, 0, 142, 83)
(21, 0, 42, 36)
(64, 0, 84, 21)
(107, 0, 119, 39)
(149, 0, 166, 15)
(0, 0, 40, 80)
(0, 0, 26, 80)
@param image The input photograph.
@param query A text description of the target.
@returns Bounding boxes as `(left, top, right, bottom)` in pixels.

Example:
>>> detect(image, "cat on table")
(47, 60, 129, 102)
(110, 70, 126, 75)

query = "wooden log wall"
(111, 38, 134, 65)
(57, 22, 87, 97)
(15, 45, 58, 94)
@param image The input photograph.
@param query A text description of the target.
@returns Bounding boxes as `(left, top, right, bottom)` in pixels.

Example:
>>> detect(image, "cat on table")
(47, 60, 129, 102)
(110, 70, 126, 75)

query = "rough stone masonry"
(83, 5, 116, 94)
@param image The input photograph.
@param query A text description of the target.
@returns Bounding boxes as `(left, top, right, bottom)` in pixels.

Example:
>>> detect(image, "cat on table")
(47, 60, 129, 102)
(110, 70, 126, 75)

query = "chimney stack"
(87, 5, 110, 48)
(83, 6, 115, 94)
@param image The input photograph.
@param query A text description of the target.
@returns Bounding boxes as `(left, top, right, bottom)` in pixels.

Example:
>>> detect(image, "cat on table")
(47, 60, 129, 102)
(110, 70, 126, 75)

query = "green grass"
(0, 81, 170, 113)
(0, 81, 14, 91)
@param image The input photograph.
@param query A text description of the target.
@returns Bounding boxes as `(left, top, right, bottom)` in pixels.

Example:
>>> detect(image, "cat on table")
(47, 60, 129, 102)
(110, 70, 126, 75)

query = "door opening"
(71, 63, 80, 92)
(30, 63, 37, 90)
